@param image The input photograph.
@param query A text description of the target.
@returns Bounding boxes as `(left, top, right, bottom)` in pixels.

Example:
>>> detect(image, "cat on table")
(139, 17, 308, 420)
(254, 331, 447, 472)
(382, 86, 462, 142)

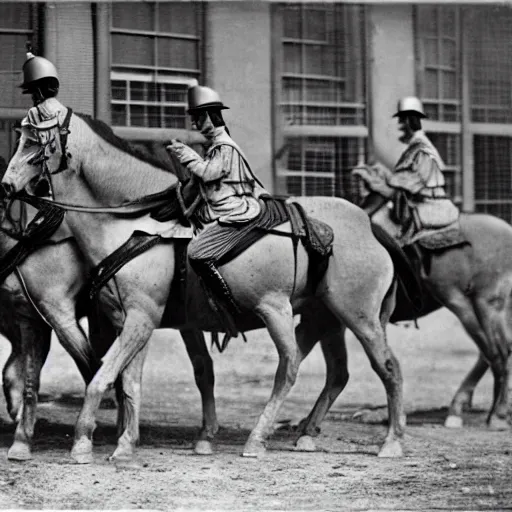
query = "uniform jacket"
(387, 131, 459, 231)
(169, 127, 267, 224)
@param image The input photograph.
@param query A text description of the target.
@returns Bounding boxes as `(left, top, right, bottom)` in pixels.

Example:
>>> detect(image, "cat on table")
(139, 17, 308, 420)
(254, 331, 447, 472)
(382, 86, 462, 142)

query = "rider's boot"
(190, 259, 241, 338)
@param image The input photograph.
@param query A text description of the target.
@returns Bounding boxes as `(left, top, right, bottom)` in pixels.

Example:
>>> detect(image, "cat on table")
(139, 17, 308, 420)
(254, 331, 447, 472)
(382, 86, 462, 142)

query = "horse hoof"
(112, 456, 143, 471)
(295, 435, 316, 452)
(242, 440, 266, 458)
(71, 437, 94, 464)
(487, 416, 511, 431)
(377, 439, 403, 458)
(7, 442, 32, 461)
(71, 451, 94, 464)
(194, 440, 213, 455)
(444, 415, 463, 429)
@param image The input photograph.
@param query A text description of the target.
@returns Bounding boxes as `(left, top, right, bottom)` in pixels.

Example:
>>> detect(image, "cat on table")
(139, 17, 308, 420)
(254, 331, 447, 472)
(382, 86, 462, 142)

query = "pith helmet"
(392, 96, 427, 118)
(187, 85, 229, 113)
(20, 51, 59, 90)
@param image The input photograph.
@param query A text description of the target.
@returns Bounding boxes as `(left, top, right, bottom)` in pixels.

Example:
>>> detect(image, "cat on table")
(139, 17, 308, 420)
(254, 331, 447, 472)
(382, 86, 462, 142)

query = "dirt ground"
(0, 308, 509, 511)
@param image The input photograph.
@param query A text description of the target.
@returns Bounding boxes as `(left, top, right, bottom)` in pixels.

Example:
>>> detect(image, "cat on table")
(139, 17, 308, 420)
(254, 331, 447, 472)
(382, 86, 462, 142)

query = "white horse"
(2, 98, 407, 466)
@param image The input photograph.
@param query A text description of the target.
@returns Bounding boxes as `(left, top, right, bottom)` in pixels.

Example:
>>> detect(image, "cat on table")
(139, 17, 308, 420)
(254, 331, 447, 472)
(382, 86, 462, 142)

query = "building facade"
(1, 2, 511, 220)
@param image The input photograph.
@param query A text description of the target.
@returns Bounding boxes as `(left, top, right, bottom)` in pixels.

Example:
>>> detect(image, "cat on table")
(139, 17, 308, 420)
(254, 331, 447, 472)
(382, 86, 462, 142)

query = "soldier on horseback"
(19, 50, 60, 107)
(354, 96, 459, 246)
(167, 85, 269, 326)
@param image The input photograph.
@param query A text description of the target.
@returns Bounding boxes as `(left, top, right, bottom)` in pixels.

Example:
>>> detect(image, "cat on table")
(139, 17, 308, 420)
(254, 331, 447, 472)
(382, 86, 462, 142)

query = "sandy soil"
(0, 308, 509, 511)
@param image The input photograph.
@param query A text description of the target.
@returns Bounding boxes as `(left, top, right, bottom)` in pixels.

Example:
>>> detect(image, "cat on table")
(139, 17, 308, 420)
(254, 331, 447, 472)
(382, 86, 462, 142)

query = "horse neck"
(57, 115, 178, 207)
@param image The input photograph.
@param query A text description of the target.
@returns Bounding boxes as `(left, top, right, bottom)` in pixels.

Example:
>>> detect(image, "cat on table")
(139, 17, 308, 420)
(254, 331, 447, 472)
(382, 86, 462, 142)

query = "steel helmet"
(392, 96, 427, 118)
(187, 85, 229, 113)
(20, 51, 59, 90)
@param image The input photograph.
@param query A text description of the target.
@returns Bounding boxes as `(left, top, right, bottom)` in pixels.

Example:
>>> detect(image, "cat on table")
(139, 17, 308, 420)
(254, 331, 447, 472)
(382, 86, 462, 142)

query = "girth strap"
(87, 231, 162, 299)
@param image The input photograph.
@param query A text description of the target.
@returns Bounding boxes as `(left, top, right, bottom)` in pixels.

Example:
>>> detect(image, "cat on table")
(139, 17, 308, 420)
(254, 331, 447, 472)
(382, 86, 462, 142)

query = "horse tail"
(370, 222, 424, 316)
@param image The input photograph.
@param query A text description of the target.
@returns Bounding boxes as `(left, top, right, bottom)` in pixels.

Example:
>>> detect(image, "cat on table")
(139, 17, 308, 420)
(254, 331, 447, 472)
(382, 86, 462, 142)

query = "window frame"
(272, 3, 369, 199)
(109, 1, 205, 143)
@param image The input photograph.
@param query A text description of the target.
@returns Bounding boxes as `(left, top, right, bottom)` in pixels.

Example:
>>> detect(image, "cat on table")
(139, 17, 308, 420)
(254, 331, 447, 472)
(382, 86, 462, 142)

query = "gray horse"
(354, 163, 512, 430)
(0, 199, 217, 461)
(2, 98, 407, 466)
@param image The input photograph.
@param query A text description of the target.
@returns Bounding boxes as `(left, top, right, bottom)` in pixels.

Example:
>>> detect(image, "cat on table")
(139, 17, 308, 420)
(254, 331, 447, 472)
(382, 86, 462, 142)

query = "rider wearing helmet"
(20, 51, 60, 106)
(386, 96, 459, 241)
(167, 85, 268, 328)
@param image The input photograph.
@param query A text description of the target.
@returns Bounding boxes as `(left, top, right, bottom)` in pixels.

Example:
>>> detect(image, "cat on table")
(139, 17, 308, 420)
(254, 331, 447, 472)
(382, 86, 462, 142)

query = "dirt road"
(0, 309, 509, 510)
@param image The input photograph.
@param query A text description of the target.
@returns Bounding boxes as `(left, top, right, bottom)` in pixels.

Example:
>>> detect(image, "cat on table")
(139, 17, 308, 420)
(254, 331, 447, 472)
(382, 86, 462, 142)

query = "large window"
(110, 2, 203, 131)
(273, 3, 367, 201)
(0, 3, 39, 110)
(415, 5, 462, 207)
(416, 4, 512, 221)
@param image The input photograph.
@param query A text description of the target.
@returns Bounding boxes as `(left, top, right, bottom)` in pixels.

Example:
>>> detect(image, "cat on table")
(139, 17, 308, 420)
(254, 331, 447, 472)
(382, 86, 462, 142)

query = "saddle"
(86, 196, 335, 347)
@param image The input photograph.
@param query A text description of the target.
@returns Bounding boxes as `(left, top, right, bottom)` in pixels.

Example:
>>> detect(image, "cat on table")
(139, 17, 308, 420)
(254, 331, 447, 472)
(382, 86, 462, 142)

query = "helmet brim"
(393, 110, 427, 119)
(188, 102, 229, 114)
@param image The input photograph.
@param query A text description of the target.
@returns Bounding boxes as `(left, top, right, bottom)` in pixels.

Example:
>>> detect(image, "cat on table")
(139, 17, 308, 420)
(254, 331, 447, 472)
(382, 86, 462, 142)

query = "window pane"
(282, 77, 302, 103)
(0, 4, 31, 29)
(0, 34, 28, 71)
(112, 104, 127, 126)
(424, 69, 439, 97)
(112, 34, 154, 66)
(283, 6, 302, 39)
(283, 43, 302, 74)
(417, 6, 437, 36)
(442, 71, 457, 99)
(163, 107, 186, 128)
(423, 38, 438, 67)
(441, 7, 456, 34)
(441, 39, 456, 68)
(158, 3, 198, 34)
(157, 38, 198, 70)
(112, 2, 153, 30)
(111, 80, 127, 101)
(304, 44, 335, 76)
(130, 105, 146, 127)
(162, 83, 187, 103)
(303, 9, 326, 41)
(147, 106, 160, 127)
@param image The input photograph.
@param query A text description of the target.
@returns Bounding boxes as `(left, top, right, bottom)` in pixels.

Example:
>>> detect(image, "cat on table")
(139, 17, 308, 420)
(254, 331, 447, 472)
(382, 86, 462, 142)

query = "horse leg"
(109, 343, 149, 468)
(180, 328, 219, 455)
(443, 291, 509, 429)
(8, 319, 52, 461)
(71, 307, 156, 464)
(242, 297, 300, 458)
(473, 296, 511, 429)
(294, 306, 349, 452)
(3, 335, 26, 422)
(324, 278, 405, 458)
(445, 353, 488, 428)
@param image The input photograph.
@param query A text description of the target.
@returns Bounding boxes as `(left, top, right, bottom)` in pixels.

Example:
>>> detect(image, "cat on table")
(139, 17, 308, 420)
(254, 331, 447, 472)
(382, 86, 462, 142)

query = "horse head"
(2, 99, 66, 200)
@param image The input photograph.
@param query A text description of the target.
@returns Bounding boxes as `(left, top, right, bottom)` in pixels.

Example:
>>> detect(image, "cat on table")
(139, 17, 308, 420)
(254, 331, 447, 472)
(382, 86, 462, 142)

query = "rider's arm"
(386, 151, 438, 195)
(168, 142, 231, 182)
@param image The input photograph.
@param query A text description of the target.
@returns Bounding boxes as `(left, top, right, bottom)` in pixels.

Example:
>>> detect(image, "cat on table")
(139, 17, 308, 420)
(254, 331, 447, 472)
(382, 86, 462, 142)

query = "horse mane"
(75, 113, 177, 173)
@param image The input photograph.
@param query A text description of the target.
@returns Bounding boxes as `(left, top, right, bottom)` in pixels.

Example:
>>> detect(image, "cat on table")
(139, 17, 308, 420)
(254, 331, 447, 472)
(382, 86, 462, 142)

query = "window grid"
(279, 3, 366, 128)
(110, 2, 202, 129)
(275, 3, 367, 200)
(0, 3, 39, 110)
(416, 5, 461, 122)
(277, 136, 366, 201)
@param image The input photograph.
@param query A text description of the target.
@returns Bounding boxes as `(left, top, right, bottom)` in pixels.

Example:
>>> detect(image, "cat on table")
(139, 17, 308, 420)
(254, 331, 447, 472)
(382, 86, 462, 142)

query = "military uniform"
(387, 97, 459, 243)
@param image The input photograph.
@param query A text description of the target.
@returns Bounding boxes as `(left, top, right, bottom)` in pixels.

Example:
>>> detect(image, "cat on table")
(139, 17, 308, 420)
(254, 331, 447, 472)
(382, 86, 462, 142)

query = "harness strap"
(54, 107, 73, 174)
(16, 190, 170, 215)
(88, 231, 162, 299)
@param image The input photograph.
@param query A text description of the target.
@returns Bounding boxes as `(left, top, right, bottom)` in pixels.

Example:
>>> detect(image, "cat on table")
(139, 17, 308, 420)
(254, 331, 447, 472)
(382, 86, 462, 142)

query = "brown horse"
(2, 98, 407, 466)
(354, 163, 512, 430)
